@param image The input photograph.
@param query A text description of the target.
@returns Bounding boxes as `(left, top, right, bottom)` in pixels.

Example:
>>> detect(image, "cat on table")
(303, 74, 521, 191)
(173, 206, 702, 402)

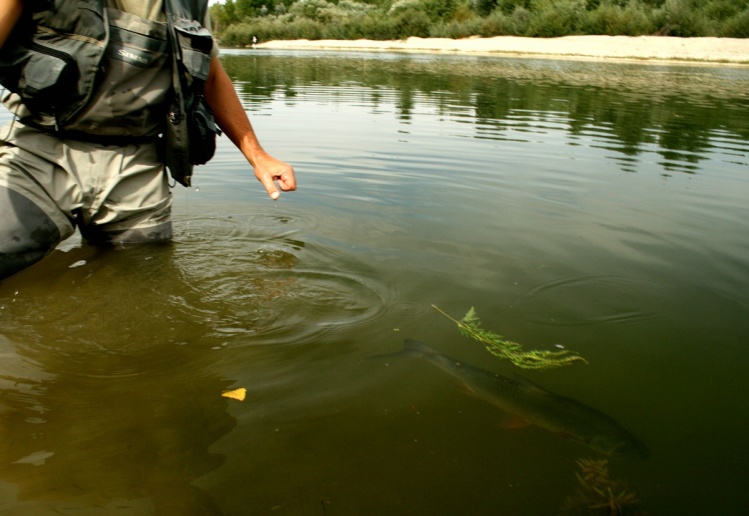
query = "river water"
(1, 50, 748, 514)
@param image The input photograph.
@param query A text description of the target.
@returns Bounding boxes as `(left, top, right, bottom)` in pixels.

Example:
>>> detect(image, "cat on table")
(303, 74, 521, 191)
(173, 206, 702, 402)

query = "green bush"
(472, 0, 499, 16)
(286, 17, 325, 39)
(422, 0, 460, 20)
(387, 0, 424, 16)
(393, 9, 432, 37)
(703, 0, 742, 20)
(453, 2, 479, 22)
(496, 0, 531, 15)
(582, 0, 658, 35)
(479, 6, 531, 35)
(219, 22, 255, 46)
(220, 16, 326, 45)
(214, 0, 749, 43)
(720, 8, 749, 37)
(525, 0, 587, 37)
(288, 0, 334, 22)
(430, 16, 483, 38)
(352, 15, 402, 39)
(657, 0, 708, 36)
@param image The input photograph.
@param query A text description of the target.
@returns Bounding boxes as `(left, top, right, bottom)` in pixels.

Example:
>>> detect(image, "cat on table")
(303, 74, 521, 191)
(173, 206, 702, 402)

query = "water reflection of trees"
(223, 52, 749, 174)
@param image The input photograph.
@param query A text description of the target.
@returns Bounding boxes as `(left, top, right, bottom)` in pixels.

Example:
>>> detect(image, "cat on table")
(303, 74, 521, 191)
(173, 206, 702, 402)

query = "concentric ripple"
(170, 210, 391, 345)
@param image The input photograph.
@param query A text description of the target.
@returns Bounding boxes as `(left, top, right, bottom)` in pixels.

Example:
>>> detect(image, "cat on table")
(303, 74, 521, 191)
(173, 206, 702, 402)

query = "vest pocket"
(18, 45, 77, 112)
(173, 19, 213, 82)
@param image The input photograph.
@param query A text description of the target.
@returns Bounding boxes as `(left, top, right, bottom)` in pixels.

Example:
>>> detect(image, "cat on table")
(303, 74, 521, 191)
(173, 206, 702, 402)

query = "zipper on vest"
(26, 41, 77, 71)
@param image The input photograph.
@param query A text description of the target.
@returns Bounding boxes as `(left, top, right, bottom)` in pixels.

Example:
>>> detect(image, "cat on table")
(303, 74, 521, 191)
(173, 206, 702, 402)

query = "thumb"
(260, 176, 281, 200)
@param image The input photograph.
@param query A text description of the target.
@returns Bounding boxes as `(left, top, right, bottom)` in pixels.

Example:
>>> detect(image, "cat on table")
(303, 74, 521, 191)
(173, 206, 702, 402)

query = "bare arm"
(0, 0, 23, 50)
(202, 57, 296, 200)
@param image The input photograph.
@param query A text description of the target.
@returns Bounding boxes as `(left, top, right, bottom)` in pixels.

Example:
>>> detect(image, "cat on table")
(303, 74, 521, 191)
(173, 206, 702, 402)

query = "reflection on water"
(222, 50, 749, 178)
(1, 51, 749, 514)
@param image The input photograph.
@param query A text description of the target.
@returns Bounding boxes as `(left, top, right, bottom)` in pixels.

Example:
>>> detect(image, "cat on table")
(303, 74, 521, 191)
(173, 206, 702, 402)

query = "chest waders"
(0, 186, 61, 280)
(0, 1, 210, 280)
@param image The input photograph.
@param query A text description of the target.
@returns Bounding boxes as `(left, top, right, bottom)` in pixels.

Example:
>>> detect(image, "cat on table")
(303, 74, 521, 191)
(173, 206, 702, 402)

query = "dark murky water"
(1, 50, 748, 514)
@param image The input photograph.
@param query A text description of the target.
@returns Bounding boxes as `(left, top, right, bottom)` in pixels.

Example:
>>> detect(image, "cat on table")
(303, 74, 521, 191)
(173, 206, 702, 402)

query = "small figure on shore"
(252, 36, 258, 49)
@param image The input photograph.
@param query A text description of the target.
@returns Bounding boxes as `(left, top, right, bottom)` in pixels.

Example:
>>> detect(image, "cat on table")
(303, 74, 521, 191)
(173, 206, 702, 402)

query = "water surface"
(1, 51, 748, 514)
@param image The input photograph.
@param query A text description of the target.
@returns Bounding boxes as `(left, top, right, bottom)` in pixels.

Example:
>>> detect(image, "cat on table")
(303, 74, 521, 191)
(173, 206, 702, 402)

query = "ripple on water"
(0, 208, 390, 380)
(171, 211, 391, 345)
(515, 275, 668, 327)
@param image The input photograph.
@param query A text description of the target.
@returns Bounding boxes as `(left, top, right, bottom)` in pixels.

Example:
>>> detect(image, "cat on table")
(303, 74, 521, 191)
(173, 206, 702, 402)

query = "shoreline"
(256, 36, 749, 65)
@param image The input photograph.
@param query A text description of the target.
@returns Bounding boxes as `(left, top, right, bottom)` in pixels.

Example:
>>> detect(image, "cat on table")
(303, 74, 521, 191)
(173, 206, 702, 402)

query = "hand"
(253, 153, 296, 200)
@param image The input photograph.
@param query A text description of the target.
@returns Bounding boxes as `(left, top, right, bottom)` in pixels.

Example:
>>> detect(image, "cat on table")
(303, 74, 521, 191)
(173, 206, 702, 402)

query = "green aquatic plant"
(561, 458, 643, 515)
(432, 305, 588, 370)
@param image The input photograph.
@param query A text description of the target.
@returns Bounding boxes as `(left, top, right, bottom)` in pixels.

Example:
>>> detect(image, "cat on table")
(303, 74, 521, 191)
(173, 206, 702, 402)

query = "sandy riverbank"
(257, 36, 749, 64)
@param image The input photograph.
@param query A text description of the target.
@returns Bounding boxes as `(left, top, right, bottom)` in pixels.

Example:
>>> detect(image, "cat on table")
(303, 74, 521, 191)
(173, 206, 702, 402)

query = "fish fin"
(501, 414, 531, 429)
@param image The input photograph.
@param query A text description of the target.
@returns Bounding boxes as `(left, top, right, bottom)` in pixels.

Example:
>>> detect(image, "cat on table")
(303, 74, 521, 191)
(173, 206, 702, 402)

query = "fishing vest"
(0, 0, 211, 134)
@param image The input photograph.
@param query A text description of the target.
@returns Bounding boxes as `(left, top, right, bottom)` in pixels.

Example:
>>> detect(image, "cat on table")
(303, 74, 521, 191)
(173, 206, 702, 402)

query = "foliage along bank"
(210, 0, 749, 45)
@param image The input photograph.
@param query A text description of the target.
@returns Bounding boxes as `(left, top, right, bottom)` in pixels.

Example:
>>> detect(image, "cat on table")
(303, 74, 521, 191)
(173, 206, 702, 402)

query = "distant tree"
(236, 0, 266, 19)
(212, 0, 749, 40)
(423, 0, 459, 20)
(472, 0, 499, 16)
(496, 0, 531, 14)
(211, 0, 239, 27)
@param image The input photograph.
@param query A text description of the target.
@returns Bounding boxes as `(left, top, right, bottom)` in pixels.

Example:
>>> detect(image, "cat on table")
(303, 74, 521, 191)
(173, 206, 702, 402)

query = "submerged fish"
(383, 339, 649, 460)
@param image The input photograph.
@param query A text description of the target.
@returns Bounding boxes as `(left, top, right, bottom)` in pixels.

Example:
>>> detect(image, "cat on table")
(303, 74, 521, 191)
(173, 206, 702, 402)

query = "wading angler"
(0, 0, 297, 281)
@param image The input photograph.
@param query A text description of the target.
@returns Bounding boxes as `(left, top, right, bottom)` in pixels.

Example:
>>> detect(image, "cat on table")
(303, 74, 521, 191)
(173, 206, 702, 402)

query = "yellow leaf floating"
(221, 387, 247, 401)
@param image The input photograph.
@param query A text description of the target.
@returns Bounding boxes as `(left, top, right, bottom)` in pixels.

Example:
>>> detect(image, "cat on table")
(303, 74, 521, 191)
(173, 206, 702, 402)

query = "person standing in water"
(0, 0, 296, 280)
